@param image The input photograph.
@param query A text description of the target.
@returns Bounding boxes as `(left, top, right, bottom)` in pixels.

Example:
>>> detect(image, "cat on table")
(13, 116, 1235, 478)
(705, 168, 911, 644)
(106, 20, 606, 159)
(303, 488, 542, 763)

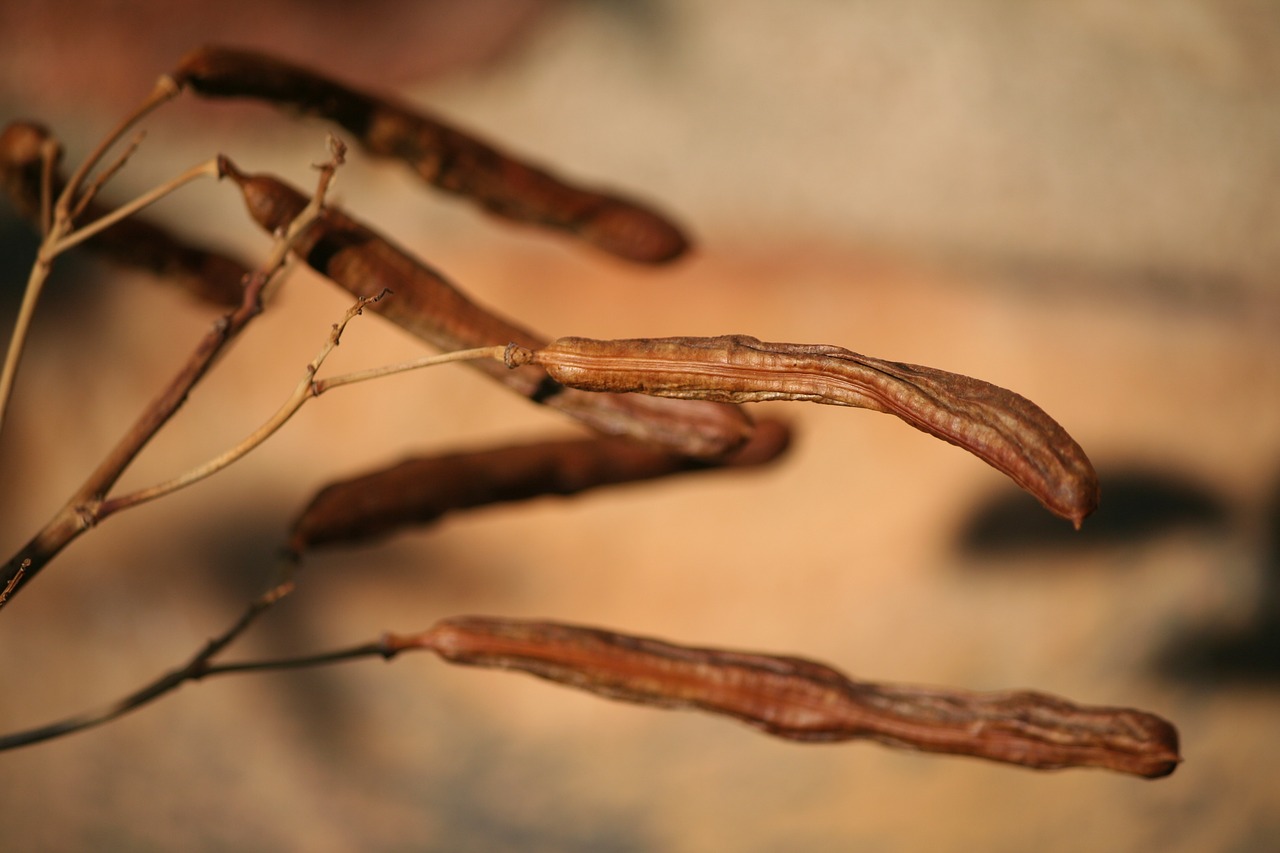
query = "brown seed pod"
(172, 45, 690, 264)
(288, 419, 791, 554)
(219, 159, 752, 458)
(404, 616, 1180, 778)
(507, 335, 1100, 526)
(0, 121, 248, 306)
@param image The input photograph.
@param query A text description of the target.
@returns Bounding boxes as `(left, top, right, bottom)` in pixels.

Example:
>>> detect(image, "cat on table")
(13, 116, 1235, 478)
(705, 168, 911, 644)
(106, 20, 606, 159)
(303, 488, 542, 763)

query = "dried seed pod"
(288, 419, 791, 554)
(220, 160, 752, 458)
(0, 121, 58, 224)
(507, 335, 1100, 525)
(172, 45, 690, 264)
(0, 121, 247, 306)
(407, 616, 1180, 778)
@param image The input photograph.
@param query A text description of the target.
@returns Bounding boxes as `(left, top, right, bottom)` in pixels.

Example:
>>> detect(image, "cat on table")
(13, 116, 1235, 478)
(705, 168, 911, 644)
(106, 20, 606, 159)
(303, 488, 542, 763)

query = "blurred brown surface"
(3, 2, 1280, 850)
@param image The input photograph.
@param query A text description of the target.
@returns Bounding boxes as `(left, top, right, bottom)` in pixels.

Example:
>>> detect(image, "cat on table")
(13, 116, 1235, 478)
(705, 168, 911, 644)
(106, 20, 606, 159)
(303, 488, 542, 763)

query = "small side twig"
(309, 344, 510, 395)
(0, 562, 25, 606)
(1, 121, 251, 307)
(0, 140, 343, 610)
(52, 156, 222, 256)
(0, 579, 295, 750)
(98, 290, 385, 515)
(69, 131, 145, 222)
(0, 75, 185, 437)
(37, 135, 59, 238)
(99, 301, 509, 518)
(52, 74, 181, 228)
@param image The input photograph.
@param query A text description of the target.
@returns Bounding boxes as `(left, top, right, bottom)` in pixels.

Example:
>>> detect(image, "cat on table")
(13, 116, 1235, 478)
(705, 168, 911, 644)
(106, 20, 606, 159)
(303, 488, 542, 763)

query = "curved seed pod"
(407, 616, 1180, 778)
(0, 121, 247, 306)
(288, 419, 791, 554)
(220, 160, 752, 458)
(507, 335, 1100, 526)
(172, 45, 689, 264)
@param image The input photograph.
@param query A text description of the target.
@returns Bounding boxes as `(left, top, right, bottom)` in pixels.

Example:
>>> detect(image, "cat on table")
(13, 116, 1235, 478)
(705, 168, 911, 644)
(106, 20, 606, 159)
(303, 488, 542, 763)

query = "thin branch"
(0, 580, 295, 751)
(38, 136, 59, 238)
(100, 312, 507, 518)
(52, 75, 181, 229)
(70, 130, 145, 222)
(53, 157, 221, 255)
(2, 121, 251, 307)
(0, 562, 25, 606)
(198, 641, 393, 676)
(311, 345, 509, 394)
(100, 292, 381, 516)
(0, 140, 343, 609)
(0, 245, 55, 435)
(0, 77, 182, 439)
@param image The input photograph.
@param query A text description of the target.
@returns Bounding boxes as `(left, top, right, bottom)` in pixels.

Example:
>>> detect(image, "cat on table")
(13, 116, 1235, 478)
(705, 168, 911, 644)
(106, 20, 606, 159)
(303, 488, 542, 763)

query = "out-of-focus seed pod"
(173, 46, 690, 264)
(288, 418, 791, 554)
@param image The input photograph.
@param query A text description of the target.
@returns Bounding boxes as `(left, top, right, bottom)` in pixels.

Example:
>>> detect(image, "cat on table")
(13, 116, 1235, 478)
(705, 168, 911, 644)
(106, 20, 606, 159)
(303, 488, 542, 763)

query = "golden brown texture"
(406, 616, 1179, 778)
(507, 335, 1100, 525)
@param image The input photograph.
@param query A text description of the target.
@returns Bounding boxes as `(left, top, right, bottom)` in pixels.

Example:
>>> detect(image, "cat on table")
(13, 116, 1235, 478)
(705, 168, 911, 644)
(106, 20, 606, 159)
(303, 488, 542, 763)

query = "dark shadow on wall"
(952, 461, 1280, 684)
(953, 465, 1232, 561)
(1153, 470, 1280, 684)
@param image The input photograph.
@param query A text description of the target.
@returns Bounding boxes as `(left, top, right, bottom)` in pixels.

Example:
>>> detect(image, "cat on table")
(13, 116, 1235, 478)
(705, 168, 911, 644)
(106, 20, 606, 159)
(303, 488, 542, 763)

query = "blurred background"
(2, 1, 1278, 850)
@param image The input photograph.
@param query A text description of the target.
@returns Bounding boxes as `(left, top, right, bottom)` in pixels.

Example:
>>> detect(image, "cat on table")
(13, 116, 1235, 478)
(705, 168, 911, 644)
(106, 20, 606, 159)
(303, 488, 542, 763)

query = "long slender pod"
(220, 160, 752, 458)
(406, 616, 1179, 778)
(173, 46, 689, 263)
(508, 335, 1099, 525)
(289, 419, 790, 553)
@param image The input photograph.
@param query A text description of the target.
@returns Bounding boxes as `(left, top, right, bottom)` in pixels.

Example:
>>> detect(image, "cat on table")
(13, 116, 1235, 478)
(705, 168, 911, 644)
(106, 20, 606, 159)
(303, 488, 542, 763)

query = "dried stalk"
(219, 159, 754, 459)
(308, 344, 510, 394)
(171, 45, 690, 263)
(507, 336, 1100, 526)
(0, 88, 213, 437)
(50, 157, 222, 255)
(100, 302, 505, 517)
(0, 79, 181, 430)
(1, 121, 249, 306)
(98, 293, 382, 515)
(288, 418, 792, 554)
(0, 143, 341, 608)
(0, 580, 295, 750)
(69, 130, 144, 222)
(51, 75, 181, 229)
